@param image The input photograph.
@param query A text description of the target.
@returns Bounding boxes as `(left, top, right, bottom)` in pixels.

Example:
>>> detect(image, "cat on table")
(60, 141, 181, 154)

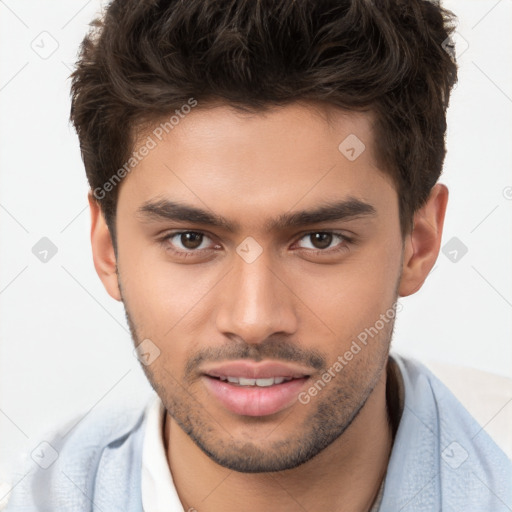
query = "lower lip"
(202, 375, 309, 417)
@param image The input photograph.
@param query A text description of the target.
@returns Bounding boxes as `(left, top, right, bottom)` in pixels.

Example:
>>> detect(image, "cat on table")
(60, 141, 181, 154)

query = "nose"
(215, 249, 298, 345)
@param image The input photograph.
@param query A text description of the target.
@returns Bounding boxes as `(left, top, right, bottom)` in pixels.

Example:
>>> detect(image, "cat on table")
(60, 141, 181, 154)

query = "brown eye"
(295, 231, 351, 254)
(298, 232, 339, 250)
(180, 232, 204, 249)
(161, 231, 214, 253)
(309, 232, 333, 249)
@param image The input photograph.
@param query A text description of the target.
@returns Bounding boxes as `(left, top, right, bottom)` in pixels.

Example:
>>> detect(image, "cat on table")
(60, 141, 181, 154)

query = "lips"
(200, 360, 312, 416)
(201, 360, 311, 380)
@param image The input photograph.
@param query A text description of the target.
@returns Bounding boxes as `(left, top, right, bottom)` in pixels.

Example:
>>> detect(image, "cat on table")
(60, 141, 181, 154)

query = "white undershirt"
(141, 397, 185, 512)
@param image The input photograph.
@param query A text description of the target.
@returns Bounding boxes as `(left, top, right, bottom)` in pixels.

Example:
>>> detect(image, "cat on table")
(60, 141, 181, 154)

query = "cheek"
(116, 231, 195, 323)
(116, 245, 223, 372)
(291, 241, 401, 341)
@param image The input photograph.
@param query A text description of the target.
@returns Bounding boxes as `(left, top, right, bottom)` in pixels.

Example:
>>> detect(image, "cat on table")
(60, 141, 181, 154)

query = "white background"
(0, 0, 511, 484)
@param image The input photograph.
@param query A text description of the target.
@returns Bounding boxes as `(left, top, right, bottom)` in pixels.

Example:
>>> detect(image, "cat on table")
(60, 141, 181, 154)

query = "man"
(5, 0, 511, 510)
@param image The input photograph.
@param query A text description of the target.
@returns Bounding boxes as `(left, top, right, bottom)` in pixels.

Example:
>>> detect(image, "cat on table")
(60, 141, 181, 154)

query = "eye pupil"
(311, 232, 332, 249)
(181, 232, 203, 249)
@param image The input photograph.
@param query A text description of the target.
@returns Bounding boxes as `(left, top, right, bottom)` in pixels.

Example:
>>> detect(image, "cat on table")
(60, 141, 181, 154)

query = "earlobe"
(398, 184, 449, 297)
(88, 192, 122, 301)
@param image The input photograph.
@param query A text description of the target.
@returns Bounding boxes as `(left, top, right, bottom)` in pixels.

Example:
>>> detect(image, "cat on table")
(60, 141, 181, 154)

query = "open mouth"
(202, 374, 311, 416)
(207, 375, 307, 387)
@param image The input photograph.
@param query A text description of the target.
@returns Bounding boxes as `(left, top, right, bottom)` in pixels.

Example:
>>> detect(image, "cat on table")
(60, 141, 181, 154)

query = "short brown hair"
(70, 0, 457, 240)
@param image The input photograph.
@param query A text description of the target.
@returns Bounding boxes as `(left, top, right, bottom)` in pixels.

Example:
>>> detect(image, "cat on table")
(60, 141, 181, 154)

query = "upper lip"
(201, 361, 312, 379)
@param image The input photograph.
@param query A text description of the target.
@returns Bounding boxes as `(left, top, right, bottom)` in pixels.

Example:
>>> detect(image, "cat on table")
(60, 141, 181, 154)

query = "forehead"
(118, 101, 397, 231)
(134, 100, 378, 165)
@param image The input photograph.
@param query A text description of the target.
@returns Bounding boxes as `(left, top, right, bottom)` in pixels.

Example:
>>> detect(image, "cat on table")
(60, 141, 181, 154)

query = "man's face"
(114, 102, 403, 472)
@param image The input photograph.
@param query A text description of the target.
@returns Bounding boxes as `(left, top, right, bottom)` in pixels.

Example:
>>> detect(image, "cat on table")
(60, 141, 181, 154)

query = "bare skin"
(89, 101, 448, 512)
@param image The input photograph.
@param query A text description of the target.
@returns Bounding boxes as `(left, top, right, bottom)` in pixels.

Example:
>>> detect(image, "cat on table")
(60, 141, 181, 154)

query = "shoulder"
(391, 352, 509, 457)
(387, 352, 512, 510)
(4, 395, 153, 511)
(393, 352, 509, 446)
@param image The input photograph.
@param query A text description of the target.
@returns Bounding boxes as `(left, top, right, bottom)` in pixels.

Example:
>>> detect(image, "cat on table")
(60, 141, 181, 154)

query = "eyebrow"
(137, 197, 376, 233)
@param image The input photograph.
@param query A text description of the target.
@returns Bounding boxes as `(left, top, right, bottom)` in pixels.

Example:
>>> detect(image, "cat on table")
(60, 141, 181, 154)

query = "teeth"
(254, 378, 274, 386)
(218, 376, 295, 387)
(239, 377, 256, 386)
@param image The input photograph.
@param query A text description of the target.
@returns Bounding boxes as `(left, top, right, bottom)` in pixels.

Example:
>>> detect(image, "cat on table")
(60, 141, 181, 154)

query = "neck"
(165, 365, 393, 512)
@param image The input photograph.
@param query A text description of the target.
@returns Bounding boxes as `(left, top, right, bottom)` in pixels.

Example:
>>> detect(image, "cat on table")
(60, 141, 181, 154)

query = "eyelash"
(157, 230, 353, 259)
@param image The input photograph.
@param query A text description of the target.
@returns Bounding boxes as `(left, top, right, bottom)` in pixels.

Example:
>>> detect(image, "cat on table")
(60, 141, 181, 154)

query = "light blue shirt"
(5, 353, 512, 511)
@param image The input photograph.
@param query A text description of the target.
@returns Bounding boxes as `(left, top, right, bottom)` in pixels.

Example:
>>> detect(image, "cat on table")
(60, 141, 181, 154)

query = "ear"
(398, 184, 449, 297)
(88, 192, 122, 301)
